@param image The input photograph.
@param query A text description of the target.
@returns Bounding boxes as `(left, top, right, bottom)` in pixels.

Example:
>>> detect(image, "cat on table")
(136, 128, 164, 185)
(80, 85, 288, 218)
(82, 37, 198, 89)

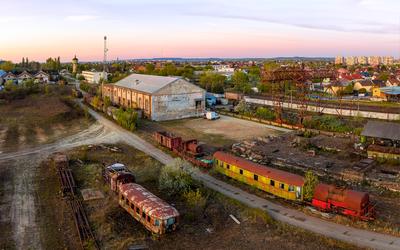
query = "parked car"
(204, 111, 220, 120)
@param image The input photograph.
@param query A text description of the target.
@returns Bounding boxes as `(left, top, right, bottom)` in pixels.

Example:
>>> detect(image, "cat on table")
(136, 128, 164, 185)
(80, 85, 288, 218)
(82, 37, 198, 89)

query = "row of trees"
(0, 57, 63, 72)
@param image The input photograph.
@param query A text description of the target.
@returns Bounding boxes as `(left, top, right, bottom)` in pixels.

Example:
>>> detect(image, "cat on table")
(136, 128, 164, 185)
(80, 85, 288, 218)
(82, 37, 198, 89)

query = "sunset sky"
(1, 0, 399, 62)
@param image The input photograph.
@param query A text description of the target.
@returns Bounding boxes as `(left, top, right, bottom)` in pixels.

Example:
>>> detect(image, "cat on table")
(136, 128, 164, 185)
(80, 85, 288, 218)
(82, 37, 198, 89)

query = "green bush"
(255, 107, 275, 121)
(183, 188, 207, 210)
(234, 100, 251, 114)
(159, 159, 193, 197)
(114, 108, 138, 131)
(303, 115, 352, 133)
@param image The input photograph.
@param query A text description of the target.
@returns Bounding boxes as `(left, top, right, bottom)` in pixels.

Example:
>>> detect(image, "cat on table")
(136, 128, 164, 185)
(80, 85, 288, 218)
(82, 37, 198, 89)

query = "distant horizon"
(1, 0, 399, 62)
(2, 55, 400, 64)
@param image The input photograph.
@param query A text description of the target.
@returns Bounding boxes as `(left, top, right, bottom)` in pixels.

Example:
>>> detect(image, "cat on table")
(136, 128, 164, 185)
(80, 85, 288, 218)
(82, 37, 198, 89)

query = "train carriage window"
(288, 185, 295, 192)
(147, 216, 151, 223)
(136, 207, 140, 214)
(280, 183, 285, 190)
(120, 195, 124, 201)
(142, 211, 146, 218)
(154, 219, 160, 226)
(130, 203, 134, 210)
(226, 164, 230, 170)
(239, 169, 243, 175)
(125, 199, 129, 205)
(254, 174, 258, 181)
(270, 180, 275, 186)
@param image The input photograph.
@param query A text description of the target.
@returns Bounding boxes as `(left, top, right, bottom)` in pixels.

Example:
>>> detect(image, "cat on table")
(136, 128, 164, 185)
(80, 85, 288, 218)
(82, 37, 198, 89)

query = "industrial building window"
(280, 183, 285, 190)
(239, 169, 243, 175)
(288, 185, 294, 192)
(270, 180, 275, 186)
(195, 100, 202, 109)
(145, 100, 149, 110)
(254, 174, 258, 181)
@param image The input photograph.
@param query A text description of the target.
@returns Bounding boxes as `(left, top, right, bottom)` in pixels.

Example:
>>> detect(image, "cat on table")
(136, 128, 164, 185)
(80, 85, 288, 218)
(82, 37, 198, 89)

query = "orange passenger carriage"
(118, 183, 180, 235)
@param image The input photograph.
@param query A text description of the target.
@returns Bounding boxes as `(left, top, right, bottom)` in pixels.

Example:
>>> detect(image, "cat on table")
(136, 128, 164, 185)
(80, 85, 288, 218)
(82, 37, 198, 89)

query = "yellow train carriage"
(213, 151, 304, 201)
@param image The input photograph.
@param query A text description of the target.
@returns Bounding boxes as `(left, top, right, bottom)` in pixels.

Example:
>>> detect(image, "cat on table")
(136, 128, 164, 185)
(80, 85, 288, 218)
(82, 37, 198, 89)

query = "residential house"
(386, 78, 400, 87)
(353, 79, 386, 93)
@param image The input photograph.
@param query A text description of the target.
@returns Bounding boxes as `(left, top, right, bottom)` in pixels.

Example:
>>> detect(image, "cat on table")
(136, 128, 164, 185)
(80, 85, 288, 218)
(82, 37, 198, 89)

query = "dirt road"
(82, 104, 400, 250)
(0, 123, 120, 249)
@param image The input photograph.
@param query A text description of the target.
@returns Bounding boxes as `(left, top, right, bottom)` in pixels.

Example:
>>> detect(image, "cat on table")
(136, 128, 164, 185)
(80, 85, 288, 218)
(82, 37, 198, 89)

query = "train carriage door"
(295, 186, 302, 200)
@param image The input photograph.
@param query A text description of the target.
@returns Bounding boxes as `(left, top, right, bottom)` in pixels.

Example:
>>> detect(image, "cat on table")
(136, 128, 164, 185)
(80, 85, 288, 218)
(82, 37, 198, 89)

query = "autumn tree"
(303, 170, 319, 200)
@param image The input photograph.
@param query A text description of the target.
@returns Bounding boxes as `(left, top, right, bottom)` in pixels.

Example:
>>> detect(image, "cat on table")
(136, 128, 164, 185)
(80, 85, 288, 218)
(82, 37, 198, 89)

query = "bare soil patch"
(138, 115, 287, 148)
(0, 90, 92, 152)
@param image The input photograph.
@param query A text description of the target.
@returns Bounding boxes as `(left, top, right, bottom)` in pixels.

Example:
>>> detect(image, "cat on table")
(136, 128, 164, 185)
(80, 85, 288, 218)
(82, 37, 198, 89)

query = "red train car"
(312, 183, 376, 220)
(154, 131, 182, 151)
(154, 131, 213, 168)
(119, 183, 180, 235)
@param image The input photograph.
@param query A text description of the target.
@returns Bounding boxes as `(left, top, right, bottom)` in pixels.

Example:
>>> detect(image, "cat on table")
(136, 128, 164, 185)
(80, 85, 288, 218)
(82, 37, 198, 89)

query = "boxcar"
(213, 151, 304, 201)
(118, 183, 180, 235)
(154, 131, 182, 151)
(312, 183, 376, 220)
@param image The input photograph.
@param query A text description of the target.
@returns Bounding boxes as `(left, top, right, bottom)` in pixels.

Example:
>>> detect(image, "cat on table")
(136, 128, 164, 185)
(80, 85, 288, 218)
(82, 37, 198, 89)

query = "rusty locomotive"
(154, 131, 213, 168)
(103, 163, 180, 235)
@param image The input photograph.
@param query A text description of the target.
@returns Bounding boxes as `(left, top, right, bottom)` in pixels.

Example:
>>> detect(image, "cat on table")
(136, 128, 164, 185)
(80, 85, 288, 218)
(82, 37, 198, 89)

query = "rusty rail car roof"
(119, 183, 179, 220)
(313, 183, 370, 212)
(213, 151, 304, 186)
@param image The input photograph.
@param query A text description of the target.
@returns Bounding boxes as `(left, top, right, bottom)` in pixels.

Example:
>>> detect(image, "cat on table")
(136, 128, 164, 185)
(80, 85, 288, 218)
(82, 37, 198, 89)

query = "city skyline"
(1, 0, 400, 62)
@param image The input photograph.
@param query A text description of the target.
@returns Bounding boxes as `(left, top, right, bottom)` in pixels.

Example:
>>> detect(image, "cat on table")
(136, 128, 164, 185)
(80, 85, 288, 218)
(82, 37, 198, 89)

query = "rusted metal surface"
(119, 183, 180, 235)
(120, 183, 179, 220)
(154, 131, 213, 168)
(313, 183, 370, 212)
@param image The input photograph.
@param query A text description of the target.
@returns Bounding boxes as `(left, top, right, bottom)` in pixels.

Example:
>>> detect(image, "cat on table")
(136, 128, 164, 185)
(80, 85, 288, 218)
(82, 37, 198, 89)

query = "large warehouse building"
(102, 74, 205, 121)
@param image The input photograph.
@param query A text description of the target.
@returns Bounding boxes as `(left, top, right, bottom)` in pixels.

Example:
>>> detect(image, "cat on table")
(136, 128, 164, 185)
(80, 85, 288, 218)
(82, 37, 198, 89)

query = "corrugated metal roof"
(361, 120, 400, 140)
(114, 73, 180, 94)
(213, 151, 304, 186)
(380, 86, 400, 95)
(120, 183, 179, 220)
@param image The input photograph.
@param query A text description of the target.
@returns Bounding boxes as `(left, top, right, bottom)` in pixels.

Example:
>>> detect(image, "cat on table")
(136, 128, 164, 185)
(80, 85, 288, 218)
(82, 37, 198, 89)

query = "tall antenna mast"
(103, 35, 108, 74)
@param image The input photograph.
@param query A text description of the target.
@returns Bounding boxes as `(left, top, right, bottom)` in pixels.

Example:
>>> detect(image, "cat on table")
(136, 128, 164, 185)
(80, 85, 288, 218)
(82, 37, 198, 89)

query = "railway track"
(54, 155, 99, 250)
(248, 94, 400, 114)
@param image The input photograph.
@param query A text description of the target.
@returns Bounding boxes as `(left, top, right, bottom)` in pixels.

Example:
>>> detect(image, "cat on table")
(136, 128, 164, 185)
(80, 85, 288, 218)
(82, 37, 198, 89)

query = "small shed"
(361, 121, 400, 142)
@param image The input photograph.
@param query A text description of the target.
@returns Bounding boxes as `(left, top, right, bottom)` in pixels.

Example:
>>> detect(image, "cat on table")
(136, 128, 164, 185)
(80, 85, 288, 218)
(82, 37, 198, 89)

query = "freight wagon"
(213, 151, 376, 220)
(154, 131, 213, 168)
(312, 183, 376, 220)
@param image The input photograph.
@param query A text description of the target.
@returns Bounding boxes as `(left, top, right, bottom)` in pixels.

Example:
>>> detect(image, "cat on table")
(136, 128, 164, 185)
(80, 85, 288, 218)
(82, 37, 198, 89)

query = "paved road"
(82, 104, 400, 250)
